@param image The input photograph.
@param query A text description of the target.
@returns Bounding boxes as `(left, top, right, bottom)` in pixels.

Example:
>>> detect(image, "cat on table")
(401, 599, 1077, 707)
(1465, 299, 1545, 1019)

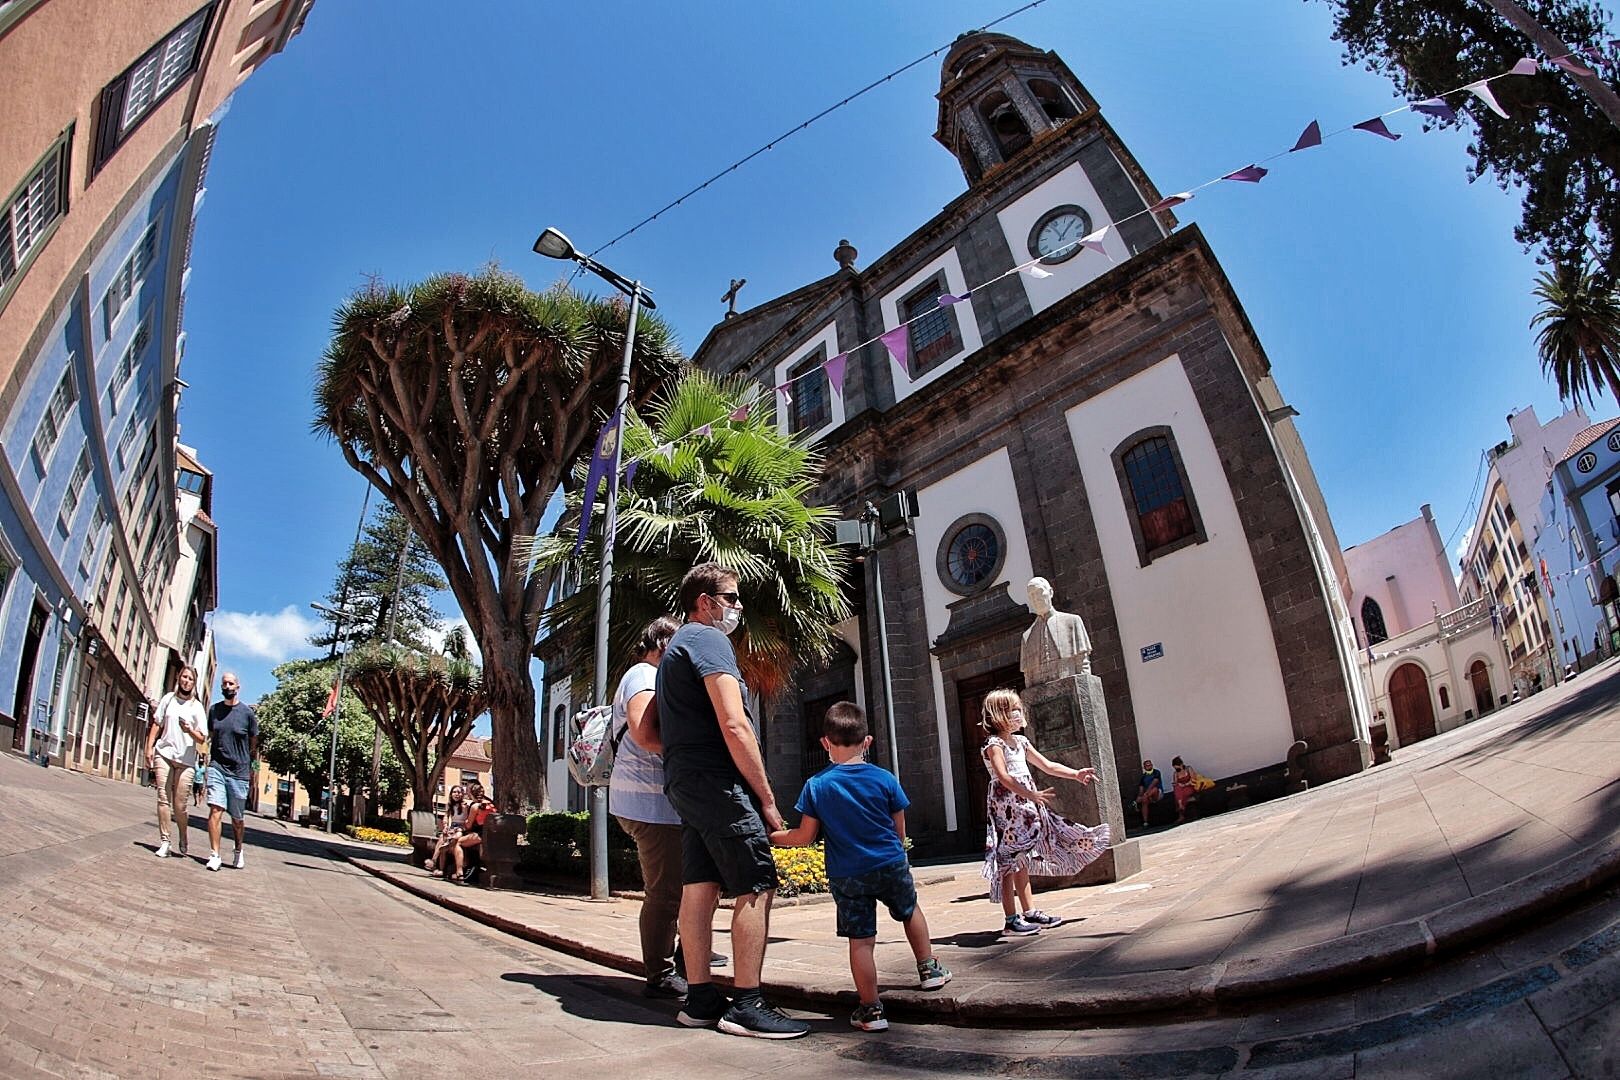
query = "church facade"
(687, 32, 1371, 852)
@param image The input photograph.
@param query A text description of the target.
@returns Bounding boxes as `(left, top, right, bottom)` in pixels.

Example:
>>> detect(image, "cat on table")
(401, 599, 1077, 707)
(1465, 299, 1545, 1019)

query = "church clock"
(1028, 204, 1092, 264)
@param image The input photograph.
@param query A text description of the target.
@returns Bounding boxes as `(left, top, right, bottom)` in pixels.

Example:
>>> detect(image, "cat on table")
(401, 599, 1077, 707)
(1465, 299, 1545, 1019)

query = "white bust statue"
(1020, 576, 1092, 683)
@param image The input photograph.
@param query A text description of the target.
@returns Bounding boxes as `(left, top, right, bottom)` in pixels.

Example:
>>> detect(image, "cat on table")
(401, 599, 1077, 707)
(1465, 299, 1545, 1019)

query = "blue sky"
(180, 1, 1598, 707)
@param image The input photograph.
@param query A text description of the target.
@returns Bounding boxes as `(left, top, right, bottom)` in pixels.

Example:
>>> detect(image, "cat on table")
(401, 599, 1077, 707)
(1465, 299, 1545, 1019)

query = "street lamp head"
(533, 227, 577, 262)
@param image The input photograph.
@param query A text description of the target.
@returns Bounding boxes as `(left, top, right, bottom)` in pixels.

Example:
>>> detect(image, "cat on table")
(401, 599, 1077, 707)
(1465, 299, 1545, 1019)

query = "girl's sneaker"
(917, 957, 953, 990)
(850, 1001, 888, 1031)
(1025, 909, 1062, 927)
(1003, 913, 1042, 936)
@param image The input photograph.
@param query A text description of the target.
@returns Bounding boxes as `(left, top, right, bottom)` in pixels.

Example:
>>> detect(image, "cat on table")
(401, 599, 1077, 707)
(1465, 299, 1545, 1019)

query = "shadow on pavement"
(497, 972, 684, 1027)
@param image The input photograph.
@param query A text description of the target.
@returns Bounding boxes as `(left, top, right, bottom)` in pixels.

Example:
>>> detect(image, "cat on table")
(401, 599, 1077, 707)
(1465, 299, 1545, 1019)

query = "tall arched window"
(979, 90, 1031, 159)
(1112, 428, 1205, 565)
(1362, 596, 1389, 645)
(1027, 78, 1078, 122)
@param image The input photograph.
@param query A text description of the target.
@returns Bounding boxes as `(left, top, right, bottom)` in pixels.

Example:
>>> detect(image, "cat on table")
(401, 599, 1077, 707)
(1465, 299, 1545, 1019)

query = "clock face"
(1030, 205, 1092, 264)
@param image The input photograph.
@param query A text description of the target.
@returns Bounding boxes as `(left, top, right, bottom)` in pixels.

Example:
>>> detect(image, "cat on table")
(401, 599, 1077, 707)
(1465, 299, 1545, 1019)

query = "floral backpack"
(566, 704, 625, 787)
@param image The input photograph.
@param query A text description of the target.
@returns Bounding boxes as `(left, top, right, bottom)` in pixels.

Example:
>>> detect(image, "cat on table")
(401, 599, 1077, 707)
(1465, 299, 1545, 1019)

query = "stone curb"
(343, 833, 1620, 1023)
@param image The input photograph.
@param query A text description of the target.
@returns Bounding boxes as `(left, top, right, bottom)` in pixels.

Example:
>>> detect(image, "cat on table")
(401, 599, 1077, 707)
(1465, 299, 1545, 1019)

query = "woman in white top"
(609, 616, 687, 999)
(427, 786, 468, 877)
(143, 666, 208, 859)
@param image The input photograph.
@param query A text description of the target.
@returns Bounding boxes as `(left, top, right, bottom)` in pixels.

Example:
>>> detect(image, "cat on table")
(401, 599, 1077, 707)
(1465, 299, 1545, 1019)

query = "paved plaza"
(0, 661, 1617, 1077)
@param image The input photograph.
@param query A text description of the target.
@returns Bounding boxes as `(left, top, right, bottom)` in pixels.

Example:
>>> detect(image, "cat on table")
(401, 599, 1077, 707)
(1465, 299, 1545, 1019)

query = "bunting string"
(580, 37, 1620, 494)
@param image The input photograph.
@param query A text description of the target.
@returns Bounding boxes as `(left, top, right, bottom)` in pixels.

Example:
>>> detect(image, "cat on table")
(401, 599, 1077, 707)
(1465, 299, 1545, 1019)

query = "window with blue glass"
(1121, 435, 1195, 554)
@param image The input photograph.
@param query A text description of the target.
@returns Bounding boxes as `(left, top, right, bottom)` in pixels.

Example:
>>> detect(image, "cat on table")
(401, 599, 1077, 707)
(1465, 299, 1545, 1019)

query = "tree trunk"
(1485, 0, 1620, 130)
(485, 633, 546, 812)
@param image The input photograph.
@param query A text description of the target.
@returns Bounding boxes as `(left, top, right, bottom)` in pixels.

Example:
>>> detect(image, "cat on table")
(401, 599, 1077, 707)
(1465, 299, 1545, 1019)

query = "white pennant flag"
(1464, 79, 1509, 118)
(1023, 264, 1053, 279)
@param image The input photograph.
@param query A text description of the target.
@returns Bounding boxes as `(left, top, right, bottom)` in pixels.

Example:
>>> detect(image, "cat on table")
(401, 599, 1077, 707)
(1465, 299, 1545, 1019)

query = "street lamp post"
(313, 601, 357, 834)
(534, 227, 656, 901)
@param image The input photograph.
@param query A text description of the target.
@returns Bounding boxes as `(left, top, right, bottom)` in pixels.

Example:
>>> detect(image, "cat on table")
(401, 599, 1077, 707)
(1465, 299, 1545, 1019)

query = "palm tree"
(1532, 259, 1620, 408)
(528, 370, 852, 700)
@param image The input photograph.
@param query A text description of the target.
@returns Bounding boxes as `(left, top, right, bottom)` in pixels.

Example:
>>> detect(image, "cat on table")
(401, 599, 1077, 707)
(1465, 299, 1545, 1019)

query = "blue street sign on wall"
(1140, 642, 1164, 662)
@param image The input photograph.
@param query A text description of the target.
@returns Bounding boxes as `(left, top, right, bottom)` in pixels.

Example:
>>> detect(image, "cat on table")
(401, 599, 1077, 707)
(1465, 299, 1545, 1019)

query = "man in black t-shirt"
(656, 563, 807, 1040)
(204, 672, 259, 872)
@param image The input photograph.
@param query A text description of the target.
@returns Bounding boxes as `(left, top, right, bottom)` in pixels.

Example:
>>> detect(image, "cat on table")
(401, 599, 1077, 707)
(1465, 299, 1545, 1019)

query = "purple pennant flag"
(1290, 120, 1322, 151)
(880, 325, 911, 377)
(729, 403, 749, 422)
(1552, 55, 1595, 76)
(775, 384, 792, 405)
(1079, 226, 1110, 253)
(1148, 192, 1191, 213)
(1353, 116, 1401, 140)
(695, 423, 712, 438)
(824, 352, 848, 398)
(573, 405, 624, 556)
(1412, 97, 1456, 121)
(1465, 79, 1509, 118)
(1221, 164, 1268, 183)
(1582, 45, 1604, 59)
(623, 459, 638, 490)
(937, 292, 967, 306)
(1510, 57, 1540, 76)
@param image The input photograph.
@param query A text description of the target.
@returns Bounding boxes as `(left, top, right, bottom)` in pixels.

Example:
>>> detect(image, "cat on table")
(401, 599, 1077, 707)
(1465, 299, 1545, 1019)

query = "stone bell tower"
(933, 31, 1099, 187)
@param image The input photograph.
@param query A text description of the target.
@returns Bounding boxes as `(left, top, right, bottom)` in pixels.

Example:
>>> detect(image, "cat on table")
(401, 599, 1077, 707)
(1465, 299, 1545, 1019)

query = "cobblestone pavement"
(1, 669, 1617, 1078)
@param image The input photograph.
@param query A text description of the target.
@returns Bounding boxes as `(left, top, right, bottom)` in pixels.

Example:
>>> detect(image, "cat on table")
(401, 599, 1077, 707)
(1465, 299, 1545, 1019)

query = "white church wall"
(1064, 355, 1294, 779)
(911, 447, 1036, 834)
(994, 160, 1132, 315)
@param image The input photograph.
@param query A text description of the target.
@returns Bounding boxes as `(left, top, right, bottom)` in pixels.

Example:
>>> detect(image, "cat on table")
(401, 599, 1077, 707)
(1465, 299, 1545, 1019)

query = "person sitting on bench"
(449, 782, 492, 884)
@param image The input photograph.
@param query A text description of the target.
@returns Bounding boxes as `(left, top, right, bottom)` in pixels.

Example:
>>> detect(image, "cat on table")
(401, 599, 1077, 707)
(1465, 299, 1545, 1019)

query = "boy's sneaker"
(154, 840, 170, 859)
(1025, 910, 1062, 927)
(232, 849, 245, 870)
(676, 986, 729, 1028)
(206, 852, 222, 872)
(917, 957, 953, 990)
(849, 1001, 888, 1032)
(717, 996, 810, 1040)
(1003, 913, 1042, 936)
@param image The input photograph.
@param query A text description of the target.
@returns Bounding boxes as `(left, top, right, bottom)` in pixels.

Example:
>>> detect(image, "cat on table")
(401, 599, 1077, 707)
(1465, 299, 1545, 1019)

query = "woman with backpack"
(608, 616, 690, 999)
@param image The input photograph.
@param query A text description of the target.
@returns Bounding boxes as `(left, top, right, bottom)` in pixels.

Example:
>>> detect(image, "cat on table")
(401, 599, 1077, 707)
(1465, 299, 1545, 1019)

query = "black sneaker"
(717, 997, 810, 1040)
(645, 971, 689, 1000)
(850, 1001, 888, 1032)
(676, 986, 729, 1028)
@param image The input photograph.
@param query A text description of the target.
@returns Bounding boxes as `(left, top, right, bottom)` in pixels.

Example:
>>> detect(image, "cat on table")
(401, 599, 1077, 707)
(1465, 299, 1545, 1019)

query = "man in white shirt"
(144, 666, 208, 859)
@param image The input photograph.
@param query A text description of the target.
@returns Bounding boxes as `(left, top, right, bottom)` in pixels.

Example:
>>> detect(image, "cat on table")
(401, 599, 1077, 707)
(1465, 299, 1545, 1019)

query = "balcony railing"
(1437, 597, 1491, 636)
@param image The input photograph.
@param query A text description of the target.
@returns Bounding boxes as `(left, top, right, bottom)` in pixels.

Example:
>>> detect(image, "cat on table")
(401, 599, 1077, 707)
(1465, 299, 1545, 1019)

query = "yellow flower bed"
(772, 842, 828, 896)
(347, 826, 410, 848)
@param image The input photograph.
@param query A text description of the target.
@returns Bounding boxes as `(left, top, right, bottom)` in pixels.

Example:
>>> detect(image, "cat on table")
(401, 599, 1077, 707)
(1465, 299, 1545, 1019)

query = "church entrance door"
(1469, 660, 1494, 716)
(954, 666, 1023, 849)
(1388, 663, 1436, 748)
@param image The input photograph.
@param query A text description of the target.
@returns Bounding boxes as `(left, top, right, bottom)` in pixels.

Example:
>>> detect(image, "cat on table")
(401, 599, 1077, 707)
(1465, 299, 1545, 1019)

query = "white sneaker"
(154, 840, 170, 859)
(232, 849, 244, 870)
(206, 852, 222, 872)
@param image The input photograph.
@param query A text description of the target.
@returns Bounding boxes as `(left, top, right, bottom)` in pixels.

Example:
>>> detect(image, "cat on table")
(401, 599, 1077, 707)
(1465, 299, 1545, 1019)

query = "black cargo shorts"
(663, 768, 779, 897)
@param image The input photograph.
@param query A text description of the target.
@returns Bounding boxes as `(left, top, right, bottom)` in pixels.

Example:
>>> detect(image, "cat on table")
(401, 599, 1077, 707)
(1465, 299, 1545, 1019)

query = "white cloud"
(212, 605, 322, 663)
(1455, 526, 1474, 560)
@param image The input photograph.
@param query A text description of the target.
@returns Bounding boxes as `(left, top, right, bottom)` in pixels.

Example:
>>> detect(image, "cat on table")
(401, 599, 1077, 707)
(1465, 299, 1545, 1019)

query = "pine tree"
(311, 505, 447, 655)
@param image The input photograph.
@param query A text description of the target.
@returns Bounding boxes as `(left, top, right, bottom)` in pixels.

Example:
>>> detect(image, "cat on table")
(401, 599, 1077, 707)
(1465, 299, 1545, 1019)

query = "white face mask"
(714, 603, 742, 637)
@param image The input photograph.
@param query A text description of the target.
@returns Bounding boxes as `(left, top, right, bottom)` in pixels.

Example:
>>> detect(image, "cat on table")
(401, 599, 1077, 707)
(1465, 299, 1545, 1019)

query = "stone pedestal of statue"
(1020, 671, 1141, 888)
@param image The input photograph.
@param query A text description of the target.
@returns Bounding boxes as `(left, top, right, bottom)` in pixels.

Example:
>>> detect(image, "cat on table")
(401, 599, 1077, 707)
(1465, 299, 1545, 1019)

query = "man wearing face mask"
(204, 672, 259, 872)
(656, 562, 808, 1040)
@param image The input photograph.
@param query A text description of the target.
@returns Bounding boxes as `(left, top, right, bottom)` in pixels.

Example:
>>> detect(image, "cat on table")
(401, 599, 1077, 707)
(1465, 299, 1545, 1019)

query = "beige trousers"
(154, 756, 195, 850)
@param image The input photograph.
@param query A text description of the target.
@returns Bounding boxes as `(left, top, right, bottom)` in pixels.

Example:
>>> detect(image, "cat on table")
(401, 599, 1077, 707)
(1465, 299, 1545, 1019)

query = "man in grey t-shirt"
(656, 563, 807, 1040)
(204, 672, 258, 871)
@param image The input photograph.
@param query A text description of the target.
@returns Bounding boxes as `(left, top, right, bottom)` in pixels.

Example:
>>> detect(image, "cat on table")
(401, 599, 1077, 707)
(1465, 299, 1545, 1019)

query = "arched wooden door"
(1389, 663, 1436, 747)
(1469, 660, 1493, 716)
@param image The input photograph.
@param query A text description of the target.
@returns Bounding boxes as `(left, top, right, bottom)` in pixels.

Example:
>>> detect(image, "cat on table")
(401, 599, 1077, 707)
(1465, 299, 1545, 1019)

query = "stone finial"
(834, 238, 858, 270)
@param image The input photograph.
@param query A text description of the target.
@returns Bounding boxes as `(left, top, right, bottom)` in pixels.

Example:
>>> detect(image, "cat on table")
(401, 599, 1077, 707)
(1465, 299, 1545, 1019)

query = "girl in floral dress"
(980, 688, 1111, 935)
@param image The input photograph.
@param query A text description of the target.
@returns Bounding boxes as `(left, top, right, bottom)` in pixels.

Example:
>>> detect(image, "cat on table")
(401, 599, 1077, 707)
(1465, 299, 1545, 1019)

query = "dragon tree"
(314, 268, 682, 810)
(345, 642, 487, 810)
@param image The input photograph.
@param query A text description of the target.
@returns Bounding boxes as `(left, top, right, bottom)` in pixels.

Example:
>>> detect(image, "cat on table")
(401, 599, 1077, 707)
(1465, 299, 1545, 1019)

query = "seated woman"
(1170, 756, 1214, 824)
(1135, 759, 1166, 827)
(449, 782, 492, 884)
(426, 785, 468, 876)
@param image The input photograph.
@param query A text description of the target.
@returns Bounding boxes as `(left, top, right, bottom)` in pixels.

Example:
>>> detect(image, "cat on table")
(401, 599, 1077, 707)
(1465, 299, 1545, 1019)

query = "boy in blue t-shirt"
(769, 702, 951, 1031)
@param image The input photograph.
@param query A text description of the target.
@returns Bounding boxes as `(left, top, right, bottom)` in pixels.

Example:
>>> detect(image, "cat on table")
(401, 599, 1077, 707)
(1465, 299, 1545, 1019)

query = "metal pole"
(325, 645, 348, 834)
(589, 281, 641, 901)
(371, 533, 410, 813)
(864, 504, 901, 780)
